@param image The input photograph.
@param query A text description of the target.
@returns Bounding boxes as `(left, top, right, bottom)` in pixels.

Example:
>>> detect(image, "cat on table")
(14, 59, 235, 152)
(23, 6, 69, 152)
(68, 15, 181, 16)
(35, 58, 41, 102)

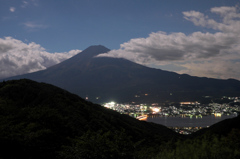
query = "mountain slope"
(155, 115, 240, 159)
(3, 45, 240, 104)
(0, 79, 179, 159)
(190, 114, 240, 137)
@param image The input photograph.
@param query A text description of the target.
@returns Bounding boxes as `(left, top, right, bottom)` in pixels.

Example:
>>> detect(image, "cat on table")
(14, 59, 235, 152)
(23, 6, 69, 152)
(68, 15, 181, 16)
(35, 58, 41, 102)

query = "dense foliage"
(0, 79, 178, 159)
(156, 128, 240, 159)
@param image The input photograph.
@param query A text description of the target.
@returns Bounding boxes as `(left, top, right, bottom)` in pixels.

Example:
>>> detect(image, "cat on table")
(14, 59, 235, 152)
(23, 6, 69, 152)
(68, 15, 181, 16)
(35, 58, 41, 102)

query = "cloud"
(21, 1, 29, 8)
(183, 6, 240, 34)
(177, 60, 240, 80)
(9, 7, 16, 12)
(0, 37, 81, 79)
(21, 0, 39, 8)
(23, 21, 48, 30)
(98, 5, 240, 80)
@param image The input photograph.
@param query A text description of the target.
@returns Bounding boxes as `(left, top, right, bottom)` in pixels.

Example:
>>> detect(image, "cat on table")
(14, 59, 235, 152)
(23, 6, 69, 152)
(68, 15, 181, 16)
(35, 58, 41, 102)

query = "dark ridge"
(0, 79, 180, 159)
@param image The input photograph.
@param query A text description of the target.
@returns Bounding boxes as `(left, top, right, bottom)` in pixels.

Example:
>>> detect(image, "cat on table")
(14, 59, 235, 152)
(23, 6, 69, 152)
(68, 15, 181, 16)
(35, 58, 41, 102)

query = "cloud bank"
(98, 5, 240, 80)
(0, 37, 81, 79)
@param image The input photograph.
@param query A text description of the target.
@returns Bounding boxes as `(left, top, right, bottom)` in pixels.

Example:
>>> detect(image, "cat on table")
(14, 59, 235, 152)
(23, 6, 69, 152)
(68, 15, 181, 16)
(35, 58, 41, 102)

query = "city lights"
(102, 95, 240, 134)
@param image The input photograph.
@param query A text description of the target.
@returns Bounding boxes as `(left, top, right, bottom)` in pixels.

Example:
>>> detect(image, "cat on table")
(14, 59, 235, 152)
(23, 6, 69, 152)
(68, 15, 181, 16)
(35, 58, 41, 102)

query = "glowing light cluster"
(103, 101, 115, 109)
(151, 107, 160, 113)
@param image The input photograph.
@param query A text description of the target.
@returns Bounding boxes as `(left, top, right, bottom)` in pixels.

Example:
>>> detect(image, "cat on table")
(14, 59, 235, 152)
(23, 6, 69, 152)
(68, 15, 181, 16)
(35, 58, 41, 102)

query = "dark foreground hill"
(0, 79, 179, 159)
(0, 79, 240, 159)
(3, 45, 240, 104)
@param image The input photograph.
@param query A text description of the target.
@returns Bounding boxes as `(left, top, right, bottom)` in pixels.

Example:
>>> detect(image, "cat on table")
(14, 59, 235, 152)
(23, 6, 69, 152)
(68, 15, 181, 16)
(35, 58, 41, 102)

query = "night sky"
(1, 0, 240, 80)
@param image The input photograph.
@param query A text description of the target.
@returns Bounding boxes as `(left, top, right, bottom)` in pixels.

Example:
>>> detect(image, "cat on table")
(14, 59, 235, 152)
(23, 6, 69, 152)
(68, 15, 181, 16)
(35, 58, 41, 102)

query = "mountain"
(3, 45, 240, 104)
(0, 79, 179, 159)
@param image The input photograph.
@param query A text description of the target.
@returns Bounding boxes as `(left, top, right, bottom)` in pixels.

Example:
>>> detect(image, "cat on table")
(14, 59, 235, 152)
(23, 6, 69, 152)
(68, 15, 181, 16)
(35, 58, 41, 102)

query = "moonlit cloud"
(21, 1, 29, 8)
(9, 7, 16, 12)
(0, 37, 81, 79)
(21, 0, 39, 8)
(23, 21, 48, 31)
(98, 5, 240, 80)
(177, 60, 240, 80)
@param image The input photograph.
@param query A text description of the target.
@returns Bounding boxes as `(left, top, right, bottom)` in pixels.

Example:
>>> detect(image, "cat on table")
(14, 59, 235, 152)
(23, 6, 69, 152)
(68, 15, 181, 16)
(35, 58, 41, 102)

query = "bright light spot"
(152, 107, 160, 113)
(214, 113, 222, 117)
(110, 101, 115, 105)
(103, 101, 116, 109)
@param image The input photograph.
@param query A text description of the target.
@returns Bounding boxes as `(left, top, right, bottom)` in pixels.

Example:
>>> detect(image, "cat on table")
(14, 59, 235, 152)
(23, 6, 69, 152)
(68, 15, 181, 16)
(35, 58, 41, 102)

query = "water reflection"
(146, 115, 236, 127)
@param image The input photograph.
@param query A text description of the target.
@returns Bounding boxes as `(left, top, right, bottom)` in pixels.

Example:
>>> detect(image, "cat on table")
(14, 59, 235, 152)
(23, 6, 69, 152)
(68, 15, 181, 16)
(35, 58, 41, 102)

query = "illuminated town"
(102, 96, 240, 134)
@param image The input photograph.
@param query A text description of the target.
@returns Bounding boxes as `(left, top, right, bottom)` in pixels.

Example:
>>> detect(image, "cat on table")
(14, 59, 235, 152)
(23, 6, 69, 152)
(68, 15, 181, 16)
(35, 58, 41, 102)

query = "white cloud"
(98, 5, 240, 80)
(0, 37, 81, 79)
(183, 6, 240, 34)
(9, 7, 16, 12)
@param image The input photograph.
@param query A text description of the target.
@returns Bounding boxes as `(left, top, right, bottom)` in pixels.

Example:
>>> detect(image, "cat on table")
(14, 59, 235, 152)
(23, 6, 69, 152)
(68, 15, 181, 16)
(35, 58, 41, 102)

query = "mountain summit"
(3, 45, 240, 103)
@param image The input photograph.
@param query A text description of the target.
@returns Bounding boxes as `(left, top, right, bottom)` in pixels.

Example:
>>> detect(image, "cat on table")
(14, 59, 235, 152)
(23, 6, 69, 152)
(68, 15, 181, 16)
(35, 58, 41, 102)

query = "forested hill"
(190, 114, 240, 137)
(1, 79, 240, 158)
(0, 79, 179, 159)
(155, 115, 240, 159)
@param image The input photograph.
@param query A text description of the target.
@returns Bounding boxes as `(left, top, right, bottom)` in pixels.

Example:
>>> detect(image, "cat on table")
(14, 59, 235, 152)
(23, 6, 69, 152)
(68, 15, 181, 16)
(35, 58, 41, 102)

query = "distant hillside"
(0, 79, 179, 159)
(191, 114, 240, 137)
(3, 45, 240, 104)
(155, 115, 240, 159)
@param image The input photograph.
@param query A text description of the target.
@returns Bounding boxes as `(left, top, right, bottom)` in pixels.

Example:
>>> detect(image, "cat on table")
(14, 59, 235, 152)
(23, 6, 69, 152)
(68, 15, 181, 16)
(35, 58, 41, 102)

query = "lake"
(146, 115, 237, 127)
